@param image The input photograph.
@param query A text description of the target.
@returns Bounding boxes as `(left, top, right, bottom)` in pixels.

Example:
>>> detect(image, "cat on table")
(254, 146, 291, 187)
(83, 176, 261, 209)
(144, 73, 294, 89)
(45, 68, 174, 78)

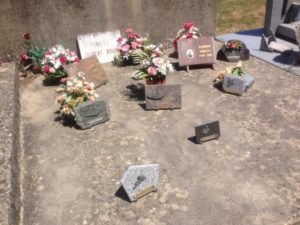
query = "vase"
(146, 78, 166, 85)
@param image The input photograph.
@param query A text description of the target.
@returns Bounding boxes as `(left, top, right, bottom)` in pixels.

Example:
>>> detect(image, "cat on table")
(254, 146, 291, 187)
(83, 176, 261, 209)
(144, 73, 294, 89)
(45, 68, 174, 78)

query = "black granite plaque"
(145, 84, 181, 110)
(222, 75, 245, 96)
(195, 121, 220, 144)
(74, 99, 110, 129)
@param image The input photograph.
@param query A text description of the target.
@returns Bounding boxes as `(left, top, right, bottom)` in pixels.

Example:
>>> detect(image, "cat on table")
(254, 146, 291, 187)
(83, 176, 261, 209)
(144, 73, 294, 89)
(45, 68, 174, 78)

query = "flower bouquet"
(41, 45, 80, 81)
(221, 39, 250, 62)
(134, 54, 173, 85)
(173, 21, 201, 50)
(55, 73, 98, 120)
(19, 32, 47, 77)
(114, 27, 150, 66)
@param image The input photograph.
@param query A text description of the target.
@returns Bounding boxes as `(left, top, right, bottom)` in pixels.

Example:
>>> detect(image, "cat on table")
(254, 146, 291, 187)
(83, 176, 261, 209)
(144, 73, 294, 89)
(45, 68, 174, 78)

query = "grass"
(217, 0, 266, 34)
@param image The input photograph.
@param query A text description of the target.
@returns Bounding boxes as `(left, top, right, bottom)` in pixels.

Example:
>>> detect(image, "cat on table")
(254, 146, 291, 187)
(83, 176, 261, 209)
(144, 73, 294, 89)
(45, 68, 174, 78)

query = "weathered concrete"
(0, 0, 215, 57)
(0, 63, 20, 225)
(20, 44, 300, 225)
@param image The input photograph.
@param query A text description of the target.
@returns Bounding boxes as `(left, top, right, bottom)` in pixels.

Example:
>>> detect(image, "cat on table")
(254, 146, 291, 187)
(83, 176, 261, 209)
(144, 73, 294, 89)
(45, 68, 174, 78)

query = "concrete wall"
(0, 0, 216, 57)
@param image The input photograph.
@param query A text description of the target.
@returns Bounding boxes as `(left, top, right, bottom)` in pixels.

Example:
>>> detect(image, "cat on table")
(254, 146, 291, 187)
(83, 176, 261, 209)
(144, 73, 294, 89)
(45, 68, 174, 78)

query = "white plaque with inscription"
(77, 31, 121, 63)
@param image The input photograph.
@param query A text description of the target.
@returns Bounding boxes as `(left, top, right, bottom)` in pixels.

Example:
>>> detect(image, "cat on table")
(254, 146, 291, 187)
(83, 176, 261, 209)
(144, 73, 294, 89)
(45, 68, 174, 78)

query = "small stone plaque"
(241, 74, 255, 92)
(64, 56, 108, 88)
(77, 31, 121, 63)
(195, 121, 220, 144)
(73, 99, 110, 129)
(222, 75, 245, 96)
(178, 37, 216, 67)
(121, 164, 159, 202)
(145, 84, 182, 110)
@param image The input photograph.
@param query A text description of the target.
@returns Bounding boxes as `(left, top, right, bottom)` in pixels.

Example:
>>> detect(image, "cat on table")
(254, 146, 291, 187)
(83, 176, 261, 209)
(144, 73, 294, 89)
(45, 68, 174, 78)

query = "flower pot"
(146, 78, 166, 85)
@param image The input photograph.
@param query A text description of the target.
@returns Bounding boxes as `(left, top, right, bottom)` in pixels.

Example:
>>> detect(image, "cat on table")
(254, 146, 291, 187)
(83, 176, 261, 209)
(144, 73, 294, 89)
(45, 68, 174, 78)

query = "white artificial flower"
(153, 57, 164, 67)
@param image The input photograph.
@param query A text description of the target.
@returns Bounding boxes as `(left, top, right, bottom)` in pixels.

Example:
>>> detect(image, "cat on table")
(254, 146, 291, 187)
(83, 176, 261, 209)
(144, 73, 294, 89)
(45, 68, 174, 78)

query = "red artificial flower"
(184, 21, 193, 30)
(23, 32, 31, 40)
(75, 57, 80, 63)
(127, 33, 137, 39)
(59, 56, 67, 64)
(173, 37, 179, 49)
(20, 53, 29, 62)
(44, 51, 51, 56)
(43, 65, 51, 73)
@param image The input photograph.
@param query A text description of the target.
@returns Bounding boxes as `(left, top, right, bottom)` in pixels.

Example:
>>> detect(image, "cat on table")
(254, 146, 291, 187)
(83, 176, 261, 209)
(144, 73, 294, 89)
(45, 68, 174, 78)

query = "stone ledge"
(0, 63, 20, 225)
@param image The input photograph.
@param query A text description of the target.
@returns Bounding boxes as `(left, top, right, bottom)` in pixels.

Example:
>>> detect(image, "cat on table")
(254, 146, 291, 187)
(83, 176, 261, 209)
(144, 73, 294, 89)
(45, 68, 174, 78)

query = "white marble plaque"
(77, 31, 121, 63)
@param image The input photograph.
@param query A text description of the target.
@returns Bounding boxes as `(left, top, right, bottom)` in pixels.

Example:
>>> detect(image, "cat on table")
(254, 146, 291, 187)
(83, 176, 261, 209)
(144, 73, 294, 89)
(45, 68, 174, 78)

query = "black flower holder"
(221, 40, 250, 62)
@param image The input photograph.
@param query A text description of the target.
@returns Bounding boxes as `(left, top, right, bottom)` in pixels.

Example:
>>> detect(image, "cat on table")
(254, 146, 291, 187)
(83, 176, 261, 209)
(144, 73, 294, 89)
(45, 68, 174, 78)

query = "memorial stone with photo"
(195, 121, 220, 144)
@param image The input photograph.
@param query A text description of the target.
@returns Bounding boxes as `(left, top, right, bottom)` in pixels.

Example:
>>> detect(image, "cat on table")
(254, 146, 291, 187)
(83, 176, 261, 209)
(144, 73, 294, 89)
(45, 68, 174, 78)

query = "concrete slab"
(20, 46, 300, 225)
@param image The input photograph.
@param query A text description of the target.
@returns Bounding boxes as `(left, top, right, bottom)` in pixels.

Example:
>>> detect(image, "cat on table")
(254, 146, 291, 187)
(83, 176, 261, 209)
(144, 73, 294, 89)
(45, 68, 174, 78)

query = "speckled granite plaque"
(195, 121, 220, 144)
(222, 75, 244, 96)
(74, 99, 110, 129)
(121, 164, 159, 202)
(145, 84, 181, 110)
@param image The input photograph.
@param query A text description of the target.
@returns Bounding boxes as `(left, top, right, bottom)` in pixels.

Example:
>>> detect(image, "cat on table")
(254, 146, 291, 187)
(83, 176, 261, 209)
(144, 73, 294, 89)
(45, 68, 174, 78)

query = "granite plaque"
(145, 84, 181, 110)
(195, 121, 220, 144)
(64, 56, 108, 88)
(222, 75, 245, 96)
(121, 164, 160, 202)
(74, 99, 110, 129)
(77, 31, 121, 63)
(178, 37, 216, 67)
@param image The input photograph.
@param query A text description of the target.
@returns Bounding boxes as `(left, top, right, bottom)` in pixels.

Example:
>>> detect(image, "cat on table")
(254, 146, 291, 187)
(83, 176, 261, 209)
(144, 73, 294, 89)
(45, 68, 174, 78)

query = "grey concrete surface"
(19, 45, 300, 225)
(0, 0, 215, 57)
(0, 63, 20, 225)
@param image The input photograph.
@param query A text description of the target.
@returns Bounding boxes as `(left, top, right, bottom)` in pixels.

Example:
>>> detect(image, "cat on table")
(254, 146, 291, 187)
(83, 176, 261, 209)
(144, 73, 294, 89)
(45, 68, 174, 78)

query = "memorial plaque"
(241, 74, 255, 92)
(121, 164, 159, 202)
(195, 121, 220, 144)
(74, 99, 110, 129)
(222, 75, 245, 96)
(77, 31, 121, 63)
(145, 84, 181, 110)
(64, 56, 108, 88)
(178, 37, 216, 67)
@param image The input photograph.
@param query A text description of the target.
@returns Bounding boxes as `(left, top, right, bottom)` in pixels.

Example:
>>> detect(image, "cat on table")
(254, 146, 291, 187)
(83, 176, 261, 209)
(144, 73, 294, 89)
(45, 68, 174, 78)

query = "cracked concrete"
(19, 46, 300, 225)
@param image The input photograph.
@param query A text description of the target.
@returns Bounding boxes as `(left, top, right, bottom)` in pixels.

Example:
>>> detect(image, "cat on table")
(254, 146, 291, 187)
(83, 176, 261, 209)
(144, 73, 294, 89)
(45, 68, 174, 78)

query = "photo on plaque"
(178, 37, 216, 67)
(195, 121, 220, 144)
(145, 84, 182, 110)
(120, 164, 160, 202)
(73, 99, 110, 129)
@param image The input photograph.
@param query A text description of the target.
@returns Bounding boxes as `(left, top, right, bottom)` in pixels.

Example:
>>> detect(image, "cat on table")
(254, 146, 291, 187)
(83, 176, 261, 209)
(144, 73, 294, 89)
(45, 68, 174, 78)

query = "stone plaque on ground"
(178, 37, 216, 67)
(74, 99, 110, 129)
(64, 56, 108, 88)
(121, 164, 159, 202)
(145, 84, 181, 110)
(241, 74, 255, 92)
(77, 31, 121, 63)
(222, 75, 245, 96)
(195, 121, 220, 144)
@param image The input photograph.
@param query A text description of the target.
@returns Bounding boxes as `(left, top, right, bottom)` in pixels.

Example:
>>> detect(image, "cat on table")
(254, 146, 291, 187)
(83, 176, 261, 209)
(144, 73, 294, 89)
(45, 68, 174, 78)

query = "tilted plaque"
(195, 121, 220, 144)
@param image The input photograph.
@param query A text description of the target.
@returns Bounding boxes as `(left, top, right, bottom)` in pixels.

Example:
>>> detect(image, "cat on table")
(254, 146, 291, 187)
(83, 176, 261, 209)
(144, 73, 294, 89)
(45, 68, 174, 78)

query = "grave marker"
(145, 84, 182, 110)
(195, 121, 220, 144)
(74, 99, 110, 129)
(222, 75, 245, 96)
(77, 31, 121, 63)
(121, 164, 160, 202)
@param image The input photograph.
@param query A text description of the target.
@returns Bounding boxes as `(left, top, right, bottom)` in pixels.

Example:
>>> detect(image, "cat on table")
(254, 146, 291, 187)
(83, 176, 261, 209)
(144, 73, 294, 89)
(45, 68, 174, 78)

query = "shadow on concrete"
(217, 49, 227, 62)
(43, 78, 62, 86)
(115, 186, 131, 203)
(172, 62, 214, 72)
(54, 111, 80, 129)
(273, 51, 297, 66)
(168, 51, 178, 59)
(187, 136, 197, 144)
(124, 84, 145, 101)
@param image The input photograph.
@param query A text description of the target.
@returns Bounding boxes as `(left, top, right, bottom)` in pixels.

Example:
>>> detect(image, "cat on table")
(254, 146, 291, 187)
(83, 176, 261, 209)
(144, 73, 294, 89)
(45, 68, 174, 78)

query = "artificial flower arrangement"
(114, 27, 150, 66)
(19, 32, 47, 77)
(214, 61, 245, 85)
(221, 39, 250, 62)
(173, 21, 201, 50)
(55, 73, 98, 120)
(134, 51, 174, 84)
(41, 45, 80, 80)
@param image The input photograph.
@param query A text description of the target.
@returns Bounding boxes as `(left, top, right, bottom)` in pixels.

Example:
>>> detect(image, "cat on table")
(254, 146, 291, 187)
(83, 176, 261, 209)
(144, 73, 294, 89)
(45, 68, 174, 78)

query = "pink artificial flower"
(49, 67, 56, 73)
(117, 37, 123, 43)
(127, 33, 137, 39)
(184, 21, 193, 30)
(186, 33, 193, 38)
(59, 56, 67, 64)
(131, 42, 141, 49)
(152, 57, 164, 67)
(147, 66, 158, 76)
(23, 32, 31, 40)
(121, 44, 130, 52)
(43, 65, 51, 73)
(45, 51, 51, 56)
(74, 57, 80, 63)
(125, 27, 133, 33)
